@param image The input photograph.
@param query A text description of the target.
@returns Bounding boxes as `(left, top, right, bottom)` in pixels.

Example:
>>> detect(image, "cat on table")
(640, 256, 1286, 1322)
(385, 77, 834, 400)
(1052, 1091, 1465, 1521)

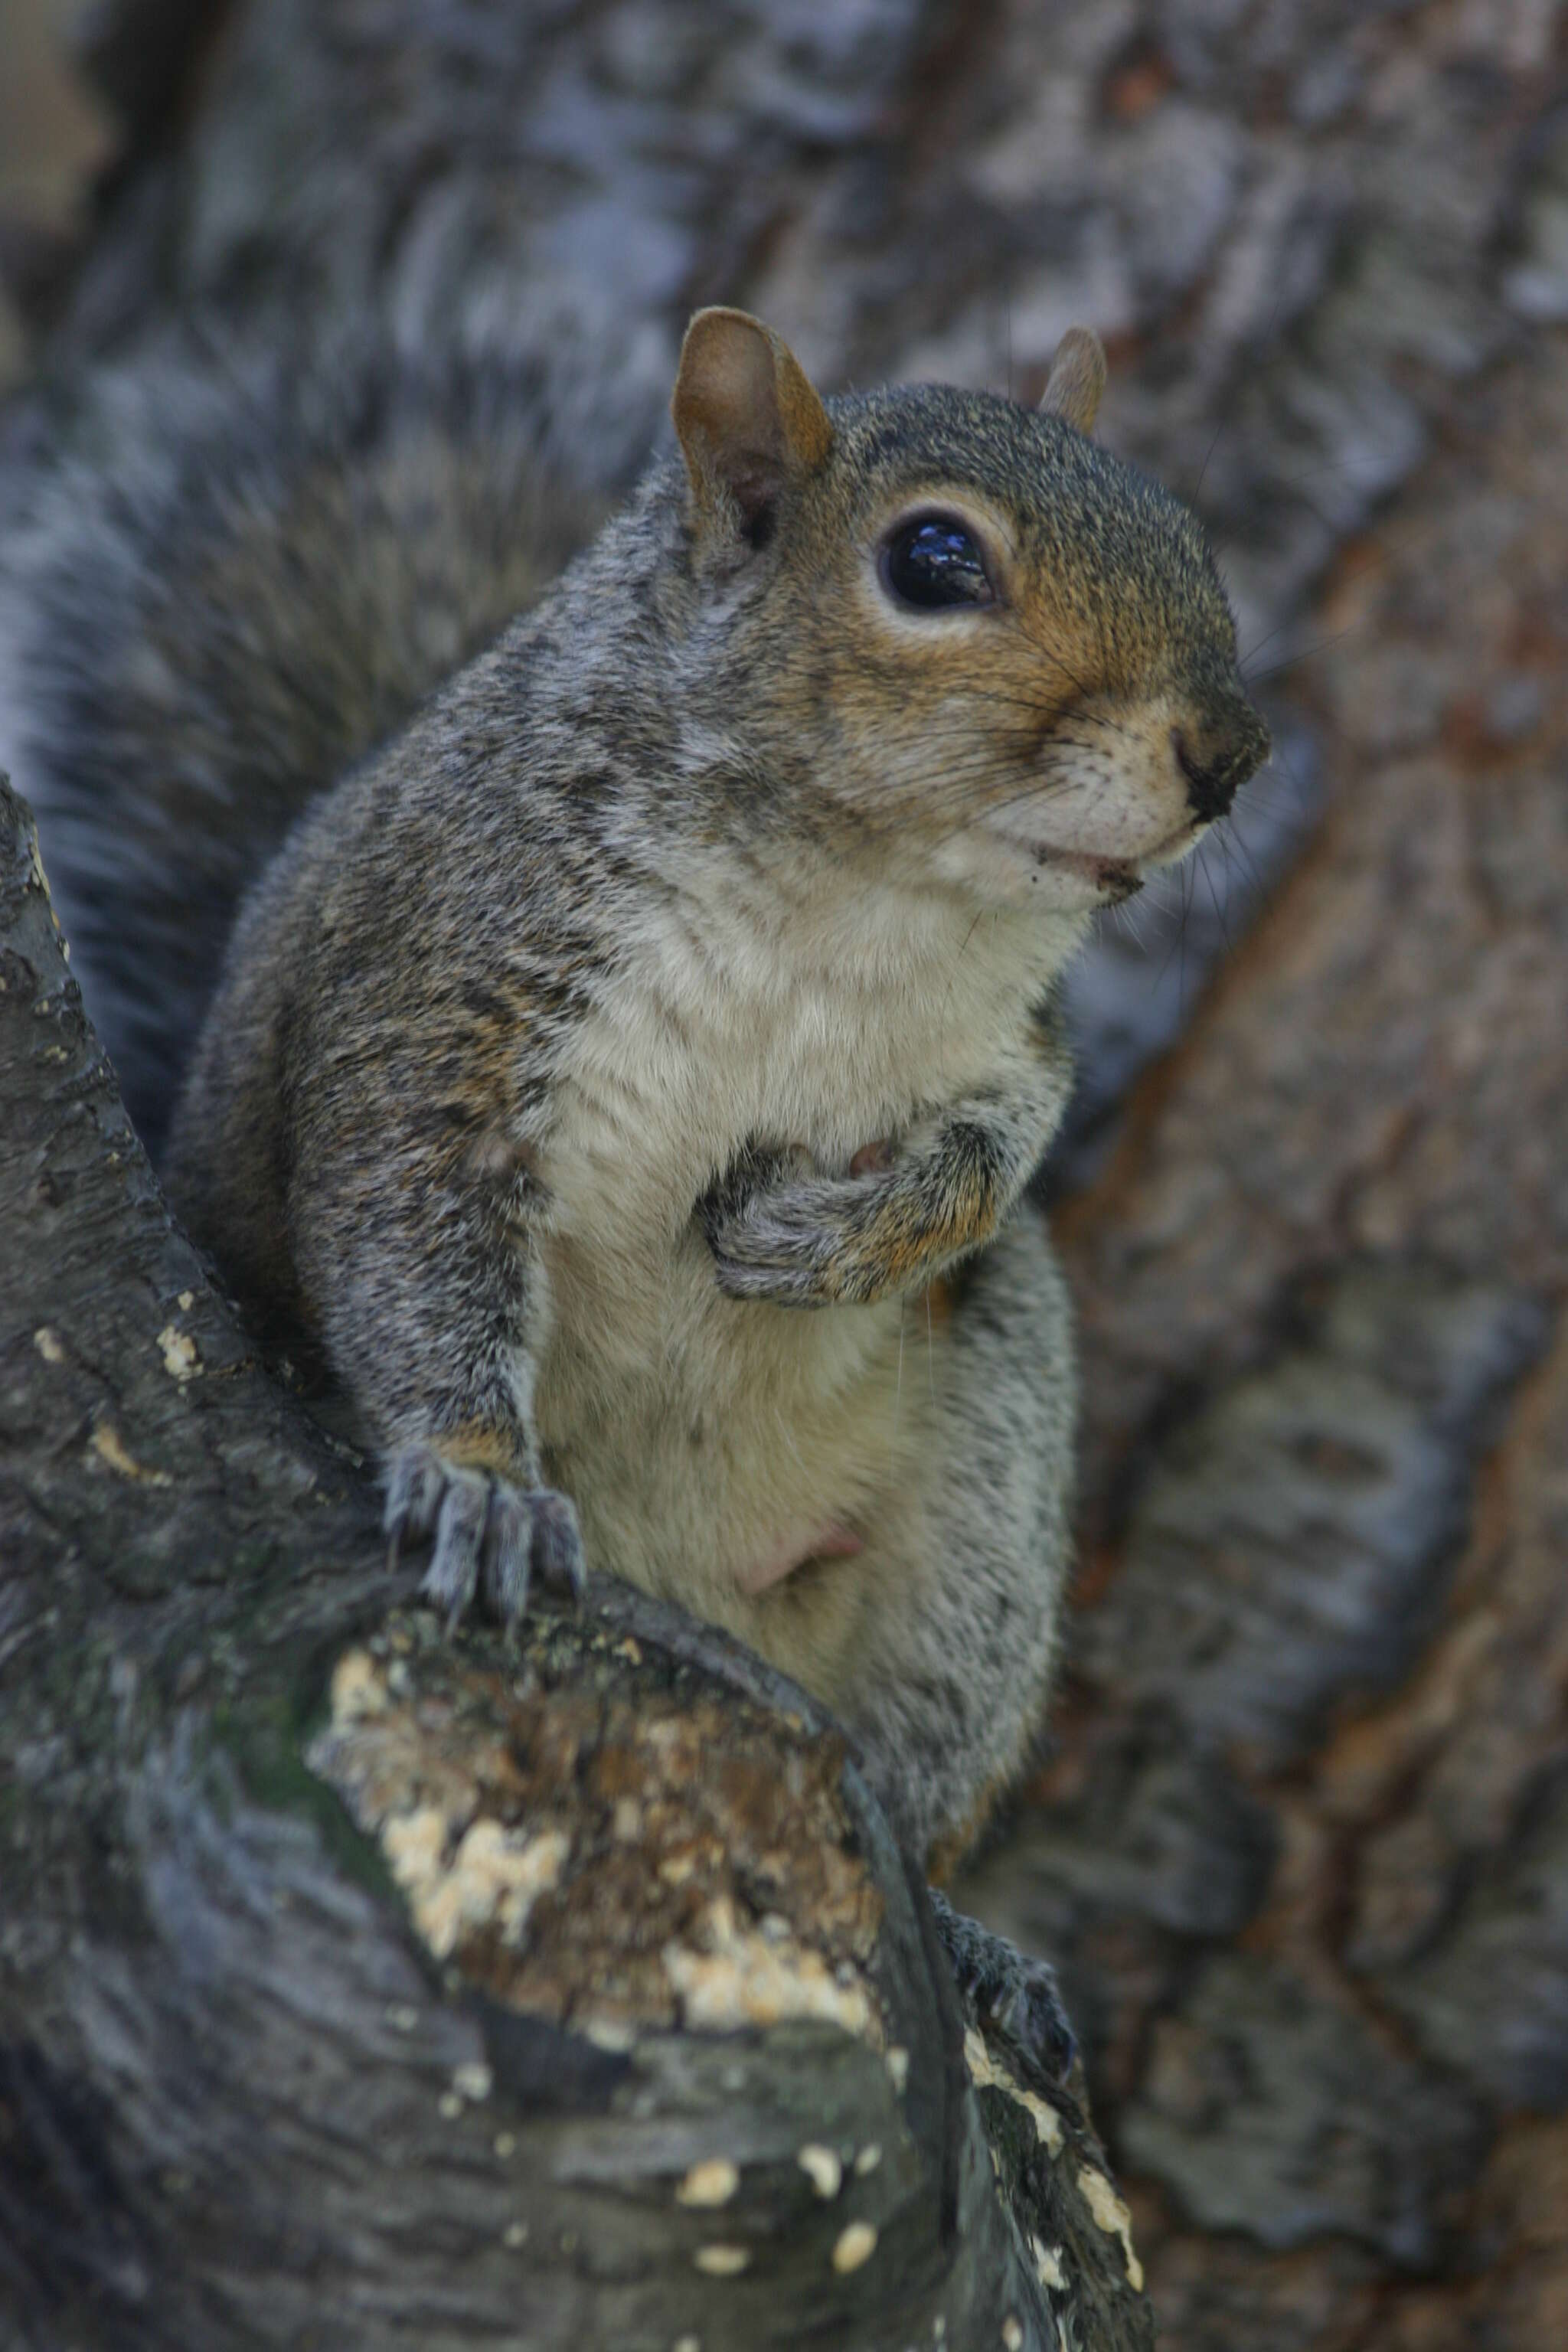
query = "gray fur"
(847, 1213, 1078, 1860)
(0, 333, 612, 1148)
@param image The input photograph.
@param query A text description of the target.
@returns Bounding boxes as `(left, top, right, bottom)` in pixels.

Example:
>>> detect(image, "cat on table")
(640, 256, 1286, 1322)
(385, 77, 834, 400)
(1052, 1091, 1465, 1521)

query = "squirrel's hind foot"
(929, 1889, 1076, 2092)
(384, 1446, 585, 1632)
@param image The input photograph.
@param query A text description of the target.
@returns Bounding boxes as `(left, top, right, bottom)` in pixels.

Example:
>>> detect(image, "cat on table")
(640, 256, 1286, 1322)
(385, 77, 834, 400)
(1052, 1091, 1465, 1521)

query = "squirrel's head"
(671, 308, 1268, 915)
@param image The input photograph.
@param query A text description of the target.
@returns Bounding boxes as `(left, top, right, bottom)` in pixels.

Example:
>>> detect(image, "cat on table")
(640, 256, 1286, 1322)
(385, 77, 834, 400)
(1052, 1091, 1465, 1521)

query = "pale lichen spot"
(437, 2090, 463, 2121)
(580, 2013, 638, 2053)
(177, 1290, 194, 1312)
(963, 2027, 1065, 2156)
(331, 1650, 389, 1725)
(494, 2132, 518, 2158)
(1031, 2233, 1067, 2289)
(452, 2060, 493, 2103)
(853, 2142, 881, 2177)
(381, 1805, 449, 1892)
(796, 2144, 842, 2200)
(885, 2045, 910, 2093)
(693, 2244, 750, 2277)
(385, 1811, 570, 1961)
(677, 2159, 740, 2208)
(89, 1422, 171, 1485)
(1076, 2162, 1144, 2293)
(157, 1322, 201, 1382)
(503, 2220, 528, 2249)
(1001, 2318, 1024, 2350)
(663, 1895, 874, 2038)
(831, 2221, 877, 2274)
(33, 1326, 64, 1364)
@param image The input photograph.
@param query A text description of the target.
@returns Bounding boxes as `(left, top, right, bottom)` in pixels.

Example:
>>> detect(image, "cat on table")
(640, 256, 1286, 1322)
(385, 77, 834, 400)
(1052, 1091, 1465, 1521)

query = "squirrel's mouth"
(988, 836, 1147, 903)
(1035, 818, 1205, 899)
(973, 815, 1201, 906)
(1044, 850, 1145, 902)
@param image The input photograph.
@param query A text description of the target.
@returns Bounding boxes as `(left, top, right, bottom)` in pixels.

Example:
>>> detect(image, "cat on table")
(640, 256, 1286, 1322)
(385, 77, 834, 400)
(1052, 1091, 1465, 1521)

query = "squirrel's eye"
(880, 516, 994, 612)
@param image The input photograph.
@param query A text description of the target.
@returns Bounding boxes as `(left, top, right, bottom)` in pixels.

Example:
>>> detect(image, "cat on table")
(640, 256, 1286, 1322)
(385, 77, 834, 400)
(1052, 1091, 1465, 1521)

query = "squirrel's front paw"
(700, 1139, 899, 1307)
(703, 1182, 844, 1305)
(384, 1445, 585, 1630)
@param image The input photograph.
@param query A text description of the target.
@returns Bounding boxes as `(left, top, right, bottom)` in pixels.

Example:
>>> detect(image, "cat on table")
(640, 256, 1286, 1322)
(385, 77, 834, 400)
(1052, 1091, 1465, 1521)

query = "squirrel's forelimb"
(701, 1004, 1072, 1307)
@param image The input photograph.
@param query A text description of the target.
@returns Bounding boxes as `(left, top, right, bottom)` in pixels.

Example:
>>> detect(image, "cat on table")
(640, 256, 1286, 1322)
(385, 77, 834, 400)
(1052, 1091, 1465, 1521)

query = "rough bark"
(4, 2, 1568, 2346)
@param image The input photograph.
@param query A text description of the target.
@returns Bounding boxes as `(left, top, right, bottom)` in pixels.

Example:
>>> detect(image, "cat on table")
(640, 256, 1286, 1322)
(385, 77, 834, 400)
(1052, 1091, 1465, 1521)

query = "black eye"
(880, 515, 994, 611)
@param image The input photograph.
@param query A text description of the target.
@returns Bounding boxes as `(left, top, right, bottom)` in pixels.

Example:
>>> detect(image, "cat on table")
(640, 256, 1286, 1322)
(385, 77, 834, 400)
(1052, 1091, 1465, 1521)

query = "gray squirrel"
(0, 306, 1266, 2085)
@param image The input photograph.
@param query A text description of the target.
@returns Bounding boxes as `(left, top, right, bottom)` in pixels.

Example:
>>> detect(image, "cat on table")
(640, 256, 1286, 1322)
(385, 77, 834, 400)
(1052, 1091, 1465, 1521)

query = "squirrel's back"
(0, 335, 616, 1150)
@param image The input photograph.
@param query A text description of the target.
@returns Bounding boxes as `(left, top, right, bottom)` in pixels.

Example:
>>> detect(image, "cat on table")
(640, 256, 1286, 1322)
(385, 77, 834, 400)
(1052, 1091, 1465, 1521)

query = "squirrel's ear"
(1039, 328, 1107, 436)
(672, 309, 833, 546)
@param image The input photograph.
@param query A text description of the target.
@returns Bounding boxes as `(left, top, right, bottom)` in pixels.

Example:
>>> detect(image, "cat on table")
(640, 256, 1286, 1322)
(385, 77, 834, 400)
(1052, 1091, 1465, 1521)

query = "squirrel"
(1, 307, 1266, 2080)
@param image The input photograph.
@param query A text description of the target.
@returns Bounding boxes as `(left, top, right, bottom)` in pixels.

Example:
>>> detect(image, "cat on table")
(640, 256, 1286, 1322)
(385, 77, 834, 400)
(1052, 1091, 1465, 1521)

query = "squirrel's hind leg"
(833, 1206, 1079, 2085)
(842, 1205, 1076, 1860)
(928, 1887, 1076, 2089)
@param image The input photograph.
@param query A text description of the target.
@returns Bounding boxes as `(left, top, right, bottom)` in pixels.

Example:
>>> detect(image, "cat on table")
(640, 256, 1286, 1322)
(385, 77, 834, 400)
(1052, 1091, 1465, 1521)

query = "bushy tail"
(0, 330, 613, 1150)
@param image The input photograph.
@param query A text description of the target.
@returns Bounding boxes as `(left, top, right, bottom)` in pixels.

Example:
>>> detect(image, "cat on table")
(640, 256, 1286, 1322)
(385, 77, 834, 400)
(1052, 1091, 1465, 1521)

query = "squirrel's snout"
(1171, 701, 1269, 826)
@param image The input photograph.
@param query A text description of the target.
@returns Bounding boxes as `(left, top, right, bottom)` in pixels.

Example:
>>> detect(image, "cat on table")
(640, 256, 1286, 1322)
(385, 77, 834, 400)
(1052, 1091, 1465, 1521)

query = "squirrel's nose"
(1172, 702, 1269, 825)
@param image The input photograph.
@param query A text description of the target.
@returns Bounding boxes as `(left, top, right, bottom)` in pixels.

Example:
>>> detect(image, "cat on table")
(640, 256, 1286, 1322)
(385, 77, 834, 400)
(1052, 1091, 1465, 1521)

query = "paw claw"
(426, 1469, 488, 1628)
(481, 1485, 534, 1622)
(384, 1447, 446, 1544)
(385, 1444, 583, 1632)
(531, 1489, 586, 1602)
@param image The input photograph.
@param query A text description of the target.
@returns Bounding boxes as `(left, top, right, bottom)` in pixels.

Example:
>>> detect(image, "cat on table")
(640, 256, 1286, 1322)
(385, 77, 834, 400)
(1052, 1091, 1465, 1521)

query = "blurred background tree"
(3, 2, 1566, 2344)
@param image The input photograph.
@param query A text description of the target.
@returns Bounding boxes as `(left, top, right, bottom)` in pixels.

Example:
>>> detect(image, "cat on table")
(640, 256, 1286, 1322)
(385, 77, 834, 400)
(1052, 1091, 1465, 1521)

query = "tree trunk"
(5, 2, 1568, 2345)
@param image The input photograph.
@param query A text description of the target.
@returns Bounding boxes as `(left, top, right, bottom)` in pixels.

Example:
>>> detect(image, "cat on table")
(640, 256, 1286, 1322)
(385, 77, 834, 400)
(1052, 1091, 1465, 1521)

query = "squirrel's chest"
(542, 975, 908, 1295)
(529, 970, 931, 1602)
(524, 916, 1033, 1600)
(533, 945, 975, 1385)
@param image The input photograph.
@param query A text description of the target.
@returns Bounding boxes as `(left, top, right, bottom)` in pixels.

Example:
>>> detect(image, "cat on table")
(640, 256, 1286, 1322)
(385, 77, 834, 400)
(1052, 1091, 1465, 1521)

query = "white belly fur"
(531, 882, 1078, 1704)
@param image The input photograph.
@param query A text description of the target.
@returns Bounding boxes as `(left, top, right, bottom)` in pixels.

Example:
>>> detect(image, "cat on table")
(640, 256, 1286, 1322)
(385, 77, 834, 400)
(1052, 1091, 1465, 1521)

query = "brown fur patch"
(923, 1274, 956, 1331)
(849, 1182, 997, 1297)
(433, 1423, 523, 1477)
